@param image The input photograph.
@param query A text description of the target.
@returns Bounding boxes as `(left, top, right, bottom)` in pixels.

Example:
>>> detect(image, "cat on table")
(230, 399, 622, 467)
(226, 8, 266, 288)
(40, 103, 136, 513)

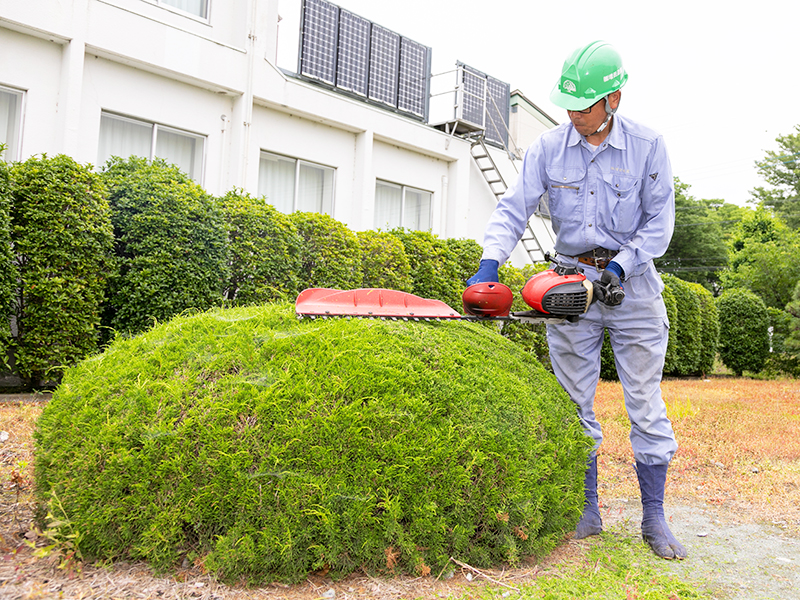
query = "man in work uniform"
(467, 40, 686, 560)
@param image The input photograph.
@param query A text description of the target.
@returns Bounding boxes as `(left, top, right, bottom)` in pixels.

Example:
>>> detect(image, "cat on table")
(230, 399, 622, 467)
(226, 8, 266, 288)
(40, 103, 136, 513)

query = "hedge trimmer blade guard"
(295, 288, 462, 320)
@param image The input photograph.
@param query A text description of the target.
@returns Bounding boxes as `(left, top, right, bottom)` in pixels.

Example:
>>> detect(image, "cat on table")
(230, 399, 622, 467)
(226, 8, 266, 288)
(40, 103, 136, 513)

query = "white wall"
(0, 0, 556, 267)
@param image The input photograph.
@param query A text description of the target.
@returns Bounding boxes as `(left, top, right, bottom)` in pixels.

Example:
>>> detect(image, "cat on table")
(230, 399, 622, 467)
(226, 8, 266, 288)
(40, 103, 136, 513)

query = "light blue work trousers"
(546, 261, 678, 466)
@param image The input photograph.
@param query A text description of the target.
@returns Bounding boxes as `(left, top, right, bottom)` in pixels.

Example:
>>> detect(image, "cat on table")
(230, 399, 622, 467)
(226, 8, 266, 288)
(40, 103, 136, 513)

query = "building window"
(153, 0, 209, 19)
(98, 112, 205, 181)
(0, 86, 23, 162)
(374, 180, 431, 231)
(258, 151, 335, 215)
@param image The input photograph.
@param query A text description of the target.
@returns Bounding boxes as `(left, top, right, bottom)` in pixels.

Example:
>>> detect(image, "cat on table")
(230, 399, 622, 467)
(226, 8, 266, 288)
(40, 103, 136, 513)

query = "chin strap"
(592, 95, 616, 136)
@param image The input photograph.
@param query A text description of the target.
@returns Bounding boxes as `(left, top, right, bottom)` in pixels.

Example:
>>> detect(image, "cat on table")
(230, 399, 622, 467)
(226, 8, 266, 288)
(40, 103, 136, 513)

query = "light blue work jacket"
(481, 114, 675, 281)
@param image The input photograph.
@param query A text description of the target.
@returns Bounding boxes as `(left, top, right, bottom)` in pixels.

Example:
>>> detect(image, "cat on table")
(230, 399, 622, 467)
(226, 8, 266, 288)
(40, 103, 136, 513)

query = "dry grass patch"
(595, 377, 800, 528)
(1, 377, 799, 598)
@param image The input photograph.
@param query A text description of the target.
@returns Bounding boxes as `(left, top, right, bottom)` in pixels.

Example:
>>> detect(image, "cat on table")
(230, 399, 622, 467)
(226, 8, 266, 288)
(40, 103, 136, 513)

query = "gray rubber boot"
(635, 461, 687, 559)
(574, 455, 602, 539)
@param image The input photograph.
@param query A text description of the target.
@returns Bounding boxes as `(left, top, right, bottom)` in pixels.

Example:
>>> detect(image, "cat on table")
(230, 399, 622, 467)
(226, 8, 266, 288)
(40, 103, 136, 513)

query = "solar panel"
(398, 38, 429, 118)
(336, 10, 370, 96)
(457, 63, 510, 148)
(368, 24, 400, 107)
(461, 66, 485, 127)
(298, 0, 430, 120)
(300, 0, 339, 85)
(485, 75, 510, 146)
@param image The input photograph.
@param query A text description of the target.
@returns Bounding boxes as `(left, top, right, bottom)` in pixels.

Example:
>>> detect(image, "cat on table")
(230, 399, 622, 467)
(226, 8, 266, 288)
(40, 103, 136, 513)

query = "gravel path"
(602, 499, 800, 600)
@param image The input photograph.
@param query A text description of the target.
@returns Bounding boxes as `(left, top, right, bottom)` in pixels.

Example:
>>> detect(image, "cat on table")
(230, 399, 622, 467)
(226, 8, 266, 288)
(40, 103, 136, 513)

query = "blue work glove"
(593, 261, 625, 306)
(466, 259, 499, 286)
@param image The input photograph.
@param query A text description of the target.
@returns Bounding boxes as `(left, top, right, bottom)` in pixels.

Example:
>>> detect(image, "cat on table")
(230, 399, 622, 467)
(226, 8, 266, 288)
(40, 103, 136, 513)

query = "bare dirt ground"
(1, 381, 799, 600)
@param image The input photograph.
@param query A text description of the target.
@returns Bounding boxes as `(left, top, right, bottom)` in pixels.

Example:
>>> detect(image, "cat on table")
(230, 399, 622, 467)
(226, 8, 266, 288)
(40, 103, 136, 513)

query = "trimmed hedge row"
(9, 155, 114, 383)
(0, 156, 485, 386)
(0, 154, 787, 384)
(600, 273, 721, 380)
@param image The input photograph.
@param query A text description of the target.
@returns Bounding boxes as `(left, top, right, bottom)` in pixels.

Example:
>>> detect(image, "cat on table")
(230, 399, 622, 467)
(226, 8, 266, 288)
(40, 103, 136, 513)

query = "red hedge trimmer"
(296, 255, 622, 324)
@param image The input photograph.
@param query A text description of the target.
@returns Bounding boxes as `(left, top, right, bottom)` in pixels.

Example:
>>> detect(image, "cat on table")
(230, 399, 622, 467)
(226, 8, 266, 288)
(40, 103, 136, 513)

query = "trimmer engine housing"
(521, 269, 593, 316)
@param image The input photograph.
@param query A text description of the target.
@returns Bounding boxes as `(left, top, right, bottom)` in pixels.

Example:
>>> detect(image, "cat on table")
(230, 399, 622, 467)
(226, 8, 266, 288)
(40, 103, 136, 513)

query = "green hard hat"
(550, 41, 628, 111)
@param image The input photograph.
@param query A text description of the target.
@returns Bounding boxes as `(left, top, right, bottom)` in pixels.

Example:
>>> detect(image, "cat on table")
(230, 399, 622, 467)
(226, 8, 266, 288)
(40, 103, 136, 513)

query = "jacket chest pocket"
(598, 173, 641, 233)
(546, 166, 585, 226)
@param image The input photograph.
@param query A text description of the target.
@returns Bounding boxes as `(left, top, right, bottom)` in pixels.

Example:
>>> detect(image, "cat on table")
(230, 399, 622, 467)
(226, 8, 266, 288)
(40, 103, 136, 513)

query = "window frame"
(374, 179, 433, 231)
(145, 0, 211, 22)
(98, 111, 206, 182)
(0, 84, 25, 163)
(258, 150, 336, 216)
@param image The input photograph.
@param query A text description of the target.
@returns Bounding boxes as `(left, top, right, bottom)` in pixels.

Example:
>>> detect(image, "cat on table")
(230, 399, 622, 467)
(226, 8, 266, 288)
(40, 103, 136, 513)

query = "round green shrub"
(389, 229, 461, 310)
(716, 288, 770, 376)
(661, 274, 702, 376)
(291, 212, 362, 290)
(101, 157, 229, 336)
(34, 304, 591, 584)
(218, 189, 302, 305)
(357, 230, 412, 292)
(9, 154, 114, 383)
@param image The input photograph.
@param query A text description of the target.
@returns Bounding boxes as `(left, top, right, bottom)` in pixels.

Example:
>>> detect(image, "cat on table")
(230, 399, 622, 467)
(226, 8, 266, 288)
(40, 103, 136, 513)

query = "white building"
(0, 0, 557, 267)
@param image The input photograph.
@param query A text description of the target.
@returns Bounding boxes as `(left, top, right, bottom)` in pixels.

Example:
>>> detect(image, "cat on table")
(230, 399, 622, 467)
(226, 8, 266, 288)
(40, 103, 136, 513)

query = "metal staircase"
(469, 136, 548, 263)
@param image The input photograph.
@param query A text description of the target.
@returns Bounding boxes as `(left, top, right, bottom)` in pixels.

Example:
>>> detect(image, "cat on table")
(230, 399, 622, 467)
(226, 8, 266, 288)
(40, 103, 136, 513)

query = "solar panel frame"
(368, 24, 400, 107)
(397, 38, 430, 118)
(460, 65, 485, 127)
(336, 9, 371, 97)
(298, 0, 431, 121)
(485, 75, 510, 147)
(299, 0, 339, 86)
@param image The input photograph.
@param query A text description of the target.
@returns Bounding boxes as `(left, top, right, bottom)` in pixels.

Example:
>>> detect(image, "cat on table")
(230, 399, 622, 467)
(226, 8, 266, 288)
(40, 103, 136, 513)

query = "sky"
(277, 0, 799, 207)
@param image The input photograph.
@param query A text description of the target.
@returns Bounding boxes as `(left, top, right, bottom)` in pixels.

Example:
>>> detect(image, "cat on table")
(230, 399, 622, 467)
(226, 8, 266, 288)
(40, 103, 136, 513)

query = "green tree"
(719, 207, 800, 309)
(751, 125, 800, 228)
(656, 178, 728, 292)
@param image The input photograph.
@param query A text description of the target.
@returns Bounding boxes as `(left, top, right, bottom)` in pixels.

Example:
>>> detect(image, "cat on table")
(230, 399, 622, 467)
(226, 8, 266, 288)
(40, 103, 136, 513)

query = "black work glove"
(593, 262, 625, 307)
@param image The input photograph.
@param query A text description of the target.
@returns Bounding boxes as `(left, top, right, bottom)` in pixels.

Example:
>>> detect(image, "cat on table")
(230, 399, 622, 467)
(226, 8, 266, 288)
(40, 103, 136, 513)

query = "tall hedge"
(499, 262, 551, 370)
(9, 154, 114, 383)
(716, 288, 770, 376)
(291, 212, 363, 290)
(599, 277, 677, 381)
(686, 281, 719, 376)
(0, 154, 15, 357)
(218, 190, 302, 305)
(100, 157, 228, 336)
(446, 237, 484, 287)
(357, 230, 412, 292)
(661, 283, 678, 373)
(661, 274, 702, 376)
(763, 306, 800, 377)
(389, 229, 461, 311)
